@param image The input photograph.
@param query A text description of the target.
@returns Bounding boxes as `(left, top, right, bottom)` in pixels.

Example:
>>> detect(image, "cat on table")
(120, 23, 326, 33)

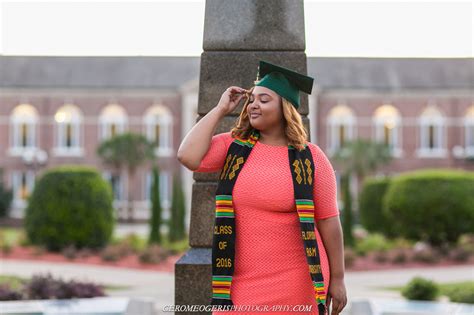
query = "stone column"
(175, 1, 311, 313)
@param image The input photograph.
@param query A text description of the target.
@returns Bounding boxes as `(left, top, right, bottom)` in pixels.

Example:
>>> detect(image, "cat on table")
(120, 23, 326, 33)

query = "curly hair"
(230, 86, 309, 151)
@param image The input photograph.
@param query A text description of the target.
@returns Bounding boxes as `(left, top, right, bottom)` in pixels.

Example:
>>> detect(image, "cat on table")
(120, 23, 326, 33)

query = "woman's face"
(246, 86, 284, 131)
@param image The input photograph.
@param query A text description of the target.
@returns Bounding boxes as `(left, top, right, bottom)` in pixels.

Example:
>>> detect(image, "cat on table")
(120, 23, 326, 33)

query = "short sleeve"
(194, 132, 234, 173)
(308, 143, 340, 220)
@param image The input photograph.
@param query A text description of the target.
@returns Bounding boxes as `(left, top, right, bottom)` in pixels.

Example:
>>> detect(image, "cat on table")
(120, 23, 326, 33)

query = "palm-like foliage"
(332, 139, 393, 247)
(332, 139, 393, 179)
(97, 132, 155, 222)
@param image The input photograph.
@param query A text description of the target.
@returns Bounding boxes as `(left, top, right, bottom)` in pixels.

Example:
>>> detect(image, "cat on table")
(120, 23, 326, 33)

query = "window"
(11, 170, 35, 208)
(465, 105, 474, 156)
(103, 172, 125, 201)
(99, 104, 128, 141)
(144, 170, 172, 210)
(9, 104, 38, 155)
(53, 104, 83, 156)
(417, 105, 446, 158)
(327, 104, 355, 154)
(143, 105, 173, 156)
(373, 104, 402, 157)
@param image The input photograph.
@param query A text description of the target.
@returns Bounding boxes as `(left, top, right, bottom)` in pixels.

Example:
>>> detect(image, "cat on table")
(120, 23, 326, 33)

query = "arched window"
(53, 104, 83, 156)
(143, 105, 173, 156)
(327, 104, 355, 154)
(464, 105, 474, 156)
(9, 104, 38, 155)
(417, 105, 446, 158)
(99, 104, 128, 141)
(373, 104, 402, 157)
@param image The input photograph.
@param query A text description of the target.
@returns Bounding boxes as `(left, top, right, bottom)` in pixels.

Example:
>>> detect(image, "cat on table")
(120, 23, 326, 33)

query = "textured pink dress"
(195, 132, 340, 315)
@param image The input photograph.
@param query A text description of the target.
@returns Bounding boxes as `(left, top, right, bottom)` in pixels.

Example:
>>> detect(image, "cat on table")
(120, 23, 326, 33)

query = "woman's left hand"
(326, 277, 347, 315)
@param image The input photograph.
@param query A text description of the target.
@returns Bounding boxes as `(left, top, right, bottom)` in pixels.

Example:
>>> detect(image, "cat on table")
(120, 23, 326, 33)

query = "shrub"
(24, 165, 114, 251)
(383, 169, 474, 246)
(0, 168, 13, 218)
(344, 247, 356, 268)
(373, 250, 389, 263)
(25, 273, 105, 300)
(0, 285, 23, 301)
(445, 282, 474, 304)
(359, 177, 394, 237)
(390, 248, 408, 264)
(402, 277, 439, 301)
(138, 244, 169, 264)
(101, 243, 133, 262)
(412, 247, 441, 264)
(355, 233, 391, 256)
(449, 247, 471, 262)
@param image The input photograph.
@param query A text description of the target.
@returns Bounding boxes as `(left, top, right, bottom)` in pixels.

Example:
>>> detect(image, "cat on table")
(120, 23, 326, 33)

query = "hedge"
(24, 165, 114, 251)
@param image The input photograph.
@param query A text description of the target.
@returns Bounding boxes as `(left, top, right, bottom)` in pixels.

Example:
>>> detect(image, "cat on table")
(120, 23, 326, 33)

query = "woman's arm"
(177, 86, 247, 171)
(177, 106, 226, 171)
(316, 216, 345, 280)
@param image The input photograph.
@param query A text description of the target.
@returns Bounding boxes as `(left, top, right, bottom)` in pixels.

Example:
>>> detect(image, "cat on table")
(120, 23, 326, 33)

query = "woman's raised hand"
(216, 86, 249, 115)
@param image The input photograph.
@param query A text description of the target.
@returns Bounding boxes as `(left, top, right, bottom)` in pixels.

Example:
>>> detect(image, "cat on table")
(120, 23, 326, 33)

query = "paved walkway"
(1, 259, 472, 314)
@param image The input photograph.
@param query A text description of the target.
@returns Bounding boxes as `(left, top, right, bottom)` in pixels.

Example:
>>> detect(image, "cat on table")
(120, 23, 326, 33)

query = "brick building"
(1, 56, 472, 224)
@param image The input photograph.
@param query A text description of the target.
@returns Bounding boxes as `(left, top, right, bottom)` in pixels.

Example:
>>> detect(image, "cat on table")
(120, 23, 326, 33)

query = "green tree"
(97, 132, 155, 222)
(332, 139, 393, 247)
(0, 168, 13, 218)
(149, 166, 162, 244)
(169, 174, 186, 242)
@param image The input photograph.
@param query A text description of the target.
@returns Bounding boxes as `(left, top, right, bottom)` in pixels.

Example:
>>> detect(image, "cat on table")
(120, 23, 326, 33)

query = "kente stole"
(210, 129, 327, 315)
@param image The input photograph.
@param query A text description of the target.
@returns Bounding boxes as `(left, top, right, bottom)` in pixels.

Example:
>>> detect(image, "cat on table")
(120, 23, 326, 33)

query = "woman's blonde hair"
(230, 86, 308, 151)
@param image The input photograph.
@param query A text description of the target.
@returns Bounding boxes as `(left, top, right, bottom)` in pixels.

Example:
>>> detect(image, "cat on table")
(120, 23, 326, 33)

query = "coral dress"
(195, 132, 340, 315)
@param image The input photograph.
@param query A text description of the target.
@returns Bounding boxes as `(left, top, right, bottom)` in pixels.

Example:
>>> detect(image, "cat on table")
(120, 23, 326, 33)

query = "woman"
(178, 61, 347, 315)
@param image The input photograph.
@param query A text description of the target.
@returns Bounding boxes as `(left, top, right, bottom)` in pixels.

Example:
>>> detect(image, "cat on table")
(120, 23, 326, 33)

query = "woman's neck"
(258, 129, 287, 146)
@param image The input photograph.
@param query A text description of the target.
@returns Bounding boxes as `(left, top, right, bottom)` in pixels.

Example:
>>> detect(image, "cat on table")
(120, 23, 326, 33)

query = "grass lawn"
(378, 280, 474, 297)
(0, 227, 24, 246)
(0, 274, 131, 291)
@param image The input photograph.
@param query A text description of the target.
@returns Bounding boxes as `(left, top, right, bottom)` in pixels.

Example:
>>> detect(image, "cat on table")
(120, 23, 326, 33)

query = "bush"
(402, 277, 440, 301)
(384, 169, 474, 246)
(138, 244, 170, 264)
(25, 273, 105, 300)
(412, 247, 441, 264)
(355, 233, 391, 256)
(101, 243, 133, 262)
(390, 248, 408, 264)
(0, 168, 13, 218)
(344, 247, 357, 268)
(24, 165, 114, 251)
(359, 177, 394, 237)
(444, 282, 474, 304)
(0, 285, 23, 301)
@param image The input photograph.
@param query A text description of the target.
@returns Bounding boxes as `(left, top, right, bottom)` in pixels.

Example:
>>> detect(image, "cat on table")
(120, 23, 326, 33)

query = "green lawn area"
(379, 280, 474, 296)
(0, 274, 131, 291)
(0, 227, 24, 246)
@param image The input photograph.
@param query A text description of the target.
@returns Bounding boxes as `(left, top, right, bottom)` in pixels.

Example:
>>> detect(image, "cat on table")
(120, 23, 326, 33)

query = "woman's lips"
(250, 113, 261, 119)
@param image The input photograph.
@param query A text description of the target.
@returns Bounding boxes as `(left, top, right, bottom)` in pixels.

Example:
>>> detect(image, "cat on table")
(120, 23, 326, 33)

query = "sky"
(0, 0, 472, 57)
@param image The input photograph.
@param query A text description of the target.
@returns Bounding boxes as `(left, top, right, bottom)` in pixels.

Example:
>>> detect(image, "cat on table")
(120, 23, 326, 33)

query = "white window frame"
(417, 109, 447, 158)
(8, 104, 38, 156)
(464, 108, 474, 157)
(143, 105, 174, 157)
(98, 104, 128, 141)
(327, 106, 355, 156)
(372, 107, 402, 158)
(53, 105, 84, 157)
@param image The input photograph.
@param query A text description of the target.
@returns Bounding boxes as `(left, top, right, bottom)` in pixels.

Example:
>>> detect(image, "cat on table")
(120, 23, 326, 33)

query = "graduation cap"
(254, 60, 314, 109)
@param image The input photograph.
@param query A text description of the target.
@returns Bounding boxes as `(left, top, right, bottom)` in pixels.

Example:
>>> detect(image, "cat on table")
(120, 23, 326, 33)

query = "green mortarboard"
(254, 60, 314, 109)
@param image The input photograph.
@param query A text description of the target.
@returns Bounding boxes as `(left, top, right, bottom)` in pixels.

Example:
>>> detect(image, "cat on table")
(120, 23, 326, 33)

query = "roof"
(0, 55, 472, 90)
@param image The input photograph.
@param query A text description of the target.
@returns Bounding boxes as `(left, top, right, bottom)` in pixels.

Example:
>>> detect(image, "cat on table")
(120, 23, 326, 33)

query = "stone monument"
(175, 1, 311, 313)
